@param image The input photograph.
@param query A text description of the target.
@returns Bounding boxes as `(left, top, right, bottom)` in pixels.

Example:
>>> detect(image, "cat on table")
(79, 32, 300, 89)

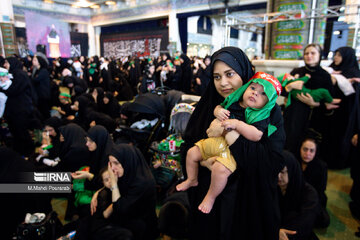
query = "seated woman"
(278, 151, 319, 240)
(298, 137, 330, 228)
(90, 144, 159, 240)
(58, 123, 90, 172)
(36, 117, 63, 167)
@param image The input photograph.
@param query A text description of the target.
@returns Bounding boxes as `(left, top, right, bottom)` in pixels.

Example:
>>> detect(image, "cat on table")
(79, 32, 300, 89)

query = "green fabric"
(221, 78, 279, 136)
(0, 72, 8, 77)
(89, 63, 97, 75)
(73, 166, 94, 207)
(277, 74, 333, 107)
(60, 92, 71, 98)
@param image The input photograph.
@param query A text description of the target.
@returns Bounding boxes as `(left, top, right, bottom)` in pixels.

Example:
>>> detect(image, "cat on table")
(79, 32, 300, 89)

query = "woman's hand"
(349, 77, 360, 83)
(90, 188, 102, 215)
(279, 229, 296, 240)
(352, 134, 358, 147)
(71, 171, 93, 181)
(296, 93, 320, 107)
(108, 161, 118, 187)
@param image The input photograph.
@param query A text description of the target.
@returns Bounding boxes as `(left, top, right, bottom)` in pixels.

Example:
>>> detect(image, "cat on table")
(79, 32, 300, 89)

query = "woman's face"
(300, 140, 316, 163)
(85, 137, 97, 152)
(333, 51, 342, 66)
(304, 46, 320, 67)
(213, 61, 243, 98)
(278, 166, 289, 189)
(109, 155, 124, 178)
(44, 126, 56, 137)
(32, 56, 40, 69)
(59, 133, 64, 142)
(103, 97, 109, 104)
(3, 60, 10, 70)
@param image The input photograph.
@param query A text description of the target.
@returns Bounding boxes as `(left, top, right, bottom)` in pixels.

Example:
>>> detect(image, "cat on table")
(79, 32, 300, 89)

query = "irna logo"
(34, 172, 71, 182)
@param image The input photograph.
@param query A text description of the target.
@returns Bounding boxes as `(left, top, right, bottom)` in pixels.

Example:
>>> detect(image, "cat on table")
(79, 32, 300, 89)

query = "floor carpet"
(315, 168, 360, 240)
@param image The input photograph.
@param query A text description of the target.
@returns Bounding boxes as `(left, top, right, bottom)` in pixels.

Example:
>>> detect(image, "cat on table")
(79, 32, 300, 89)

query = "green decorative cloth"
(73, 166, 94, 207)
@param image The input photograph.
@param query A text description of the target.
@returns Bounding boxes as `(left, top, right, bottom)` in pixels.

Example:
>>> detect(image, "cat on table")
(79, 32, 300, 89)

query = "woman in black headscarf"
(0, 57, 35, 157)
(92, 144, 158, 240)
(283, 44, 335, 155)
(31, 53, 51, 119)
(323, 46, 360, 168)
(38, 117, 63, 164)
(182, 46, 285, 239)
(58, 123, 90, 172)
(92, 87, 105, 111)
(278, 151, 319, 240)
(297, 137, 329, 228)
(72, 125, 114, 197)
(86, 125, 113, 176)
(102, 92, 120, 119)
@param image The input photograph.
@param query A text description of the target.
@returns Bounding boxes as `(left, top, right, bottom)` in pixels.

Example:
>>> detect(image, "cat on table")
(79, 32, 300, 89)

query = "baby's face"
(102, 171, 112, 189)
(242, 83, 269, 109)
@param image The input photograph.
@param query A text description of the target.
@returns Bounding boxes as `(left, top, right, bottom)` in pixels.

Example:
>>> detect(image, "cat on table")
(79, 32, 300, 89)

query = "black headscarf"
(7, 57, 23, 74)
(329, 46, 360, 78)
(44, 116, 62, 137)
(183, 47, 254, 143)
(110, 144, 155, 196)
(94, 87, 105, 109)
(87, 125, 113, 173)
(280, 150, 305, 211)
(59, 123, 87, 156)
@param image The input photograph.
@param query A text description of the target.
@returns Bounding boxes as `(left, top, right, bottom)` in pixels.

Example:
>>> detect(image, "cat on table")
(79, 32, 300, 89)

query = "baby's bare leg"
(225, 130, 240, 146)
(176, 146, 202, 191)
(198, 161, 232, 214)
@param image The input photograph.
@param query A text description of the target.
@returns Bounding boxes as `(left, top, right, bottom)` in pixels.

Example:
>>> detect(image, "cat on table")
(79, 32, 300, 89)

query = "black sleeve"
(282, 183, 319, 240)
(95, 189, 111, 218)
(252, 118, 270, 133)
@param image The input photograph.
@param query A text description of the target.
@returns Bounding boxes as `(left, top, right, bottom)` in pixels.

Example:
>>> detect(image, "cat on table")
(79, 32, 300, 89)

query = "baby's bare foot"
(198, 195, 215, 214)
(176, 179, 198, 191)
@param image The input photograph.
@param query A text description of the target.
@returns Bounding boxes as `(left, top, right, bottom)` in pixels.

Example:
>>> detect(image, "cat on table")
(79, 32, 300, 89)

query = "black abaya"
(182, 47, 284, 240)
(279, 151, 319, 240)
(106, 144, 158, 240)
(324, 47, 360, 168)
(284, 64, 334, 155)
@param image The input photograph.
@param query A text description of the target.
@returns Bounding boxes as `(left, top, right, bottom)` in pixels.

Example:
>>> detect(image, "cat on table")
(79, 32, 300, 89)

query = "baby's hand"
(214, 105, 230, 121)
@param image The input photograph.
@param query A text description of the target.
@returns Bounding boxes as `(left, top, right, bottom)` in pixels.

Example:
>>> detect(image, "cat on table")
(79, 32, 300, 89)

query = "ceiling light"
(74, 0, 93, 8)
(71, 4, 80, 8)
(90, 4, 100, 9)
(105, 1, 116, 5)
(43, 0, 54, 3)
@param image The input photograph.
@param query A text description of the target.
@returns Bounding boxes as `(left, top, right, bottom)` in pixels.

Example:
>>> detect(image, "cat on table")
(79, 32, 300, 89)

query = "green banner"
(277, 20, 305, 31)
(278, 3, 306, 12)
(274, 50, 301, 59)
(276, 34, 303, 44)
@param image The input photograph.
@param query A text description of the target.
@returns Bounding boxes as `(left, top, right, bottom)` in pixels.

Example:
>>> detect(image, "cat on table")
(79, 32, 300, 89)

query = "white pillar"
(168, 10, 181, 52)
(95, 26, 101, 56)
(88, 24, 96, 57)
